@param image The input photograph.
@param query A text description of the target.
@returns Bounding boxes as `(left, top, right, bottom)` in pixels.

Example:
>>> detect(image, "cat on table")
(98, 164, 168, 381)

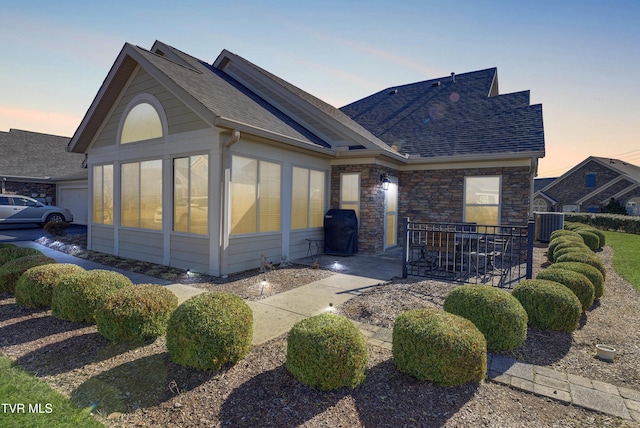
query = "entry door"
(384, 177, 398, 249)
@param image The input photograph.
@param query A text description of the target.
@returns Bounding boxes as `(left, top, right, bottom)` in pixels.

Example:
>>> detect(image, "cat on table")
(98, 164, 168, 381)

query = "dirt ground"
(0, 236, 637, 427)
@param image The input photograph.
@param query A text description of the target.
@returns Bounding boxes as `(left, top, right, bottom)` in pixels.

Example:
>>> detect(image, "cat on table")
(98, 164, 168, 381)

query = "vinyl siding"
(118, 230, 164, 264)
(289, 229, 323, 260)
(93, 68, 207, 148)
(90, 225, 114, 254)
(170, 234, 210, 273)
(227, 233, 282, 273)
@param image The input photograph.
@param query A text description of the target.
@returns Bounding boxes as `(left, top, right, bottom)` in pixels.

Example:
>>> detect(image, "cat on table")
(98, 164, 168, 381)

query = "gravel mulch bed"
(0, 235, 637, 427)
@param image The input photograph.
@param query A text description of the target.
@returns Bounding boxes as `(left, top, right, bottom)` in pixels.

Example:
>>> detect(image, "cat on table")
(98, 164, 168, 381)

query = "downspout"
(220, 129, 240, 277)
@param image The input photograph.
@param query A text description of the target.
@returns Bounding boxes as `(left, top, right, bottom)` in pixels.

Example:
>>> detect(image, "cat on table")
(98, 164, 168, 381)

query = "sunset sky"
(1, 0, 638, 177)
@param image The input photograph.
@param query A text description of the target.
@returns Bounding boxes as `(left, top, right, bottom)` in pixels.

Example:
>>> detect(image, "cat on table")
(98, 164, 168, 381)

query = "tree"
(600, 198, 627, 215)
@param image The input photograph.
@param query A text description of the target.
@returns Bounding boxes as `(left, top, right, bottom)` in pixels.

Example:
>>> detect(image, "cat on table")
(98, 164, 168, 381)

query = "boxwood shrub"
(575, 229, 600, 251)
(0, 255, 57, 294)
(547, 236, 585, 262)
(552, 245, 592, 262)
(584, 228, 605, 248)
(443, 285, 527, 351)
(549, 229, 581, 242)
(392, 308, 486, 386)
(512, 279, 582, 332)
(536, 269, 595, 311)
(15, 263, 85, 309)
(286, 313, 368, 391)
(166, 291, 252, 371)
(0, 247, 43, 268)
(548, 262, 605, 300)
(51, 270, 133, 323)
(96, 284, 178, 342)
(554, 252, 606, 280)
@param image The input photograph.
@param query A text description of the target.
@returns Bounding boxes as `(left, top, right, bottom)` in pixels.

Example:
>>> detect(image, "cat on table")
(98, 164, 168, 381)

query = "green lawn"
(0, 353, 104, 428)
(604, 231, 640, 291)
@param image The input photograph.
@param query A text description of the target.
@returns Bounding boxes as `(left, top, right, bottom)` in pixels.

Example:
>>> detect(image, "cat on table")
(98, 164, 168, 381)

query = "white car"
(0, 194, 74, 225)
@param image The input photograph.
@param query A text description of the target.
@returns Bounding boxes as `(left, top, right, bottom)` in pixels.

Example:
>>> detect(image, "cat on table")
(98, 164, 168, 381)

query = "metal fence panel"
(402, 218, 534, 288)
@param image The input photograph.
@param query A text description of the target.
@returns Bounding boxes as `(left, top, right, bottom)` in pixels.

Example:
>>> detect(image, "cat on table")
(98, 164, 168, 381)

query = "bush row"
(565, 213, 640, 235)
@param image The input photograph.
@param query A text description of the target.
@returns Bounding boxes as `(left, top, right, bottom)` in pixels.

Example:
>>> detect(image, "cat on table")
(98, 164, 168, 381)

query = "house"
(0, 129, 88, 224)
(67, 41, 545, 276)
(534, 156, 640, 215)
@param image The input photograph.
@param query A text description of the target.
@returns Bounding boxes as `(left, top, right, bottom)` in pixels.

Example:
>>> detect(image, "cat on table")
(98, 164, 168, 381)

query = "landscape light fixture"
(380, 173, 390, 190)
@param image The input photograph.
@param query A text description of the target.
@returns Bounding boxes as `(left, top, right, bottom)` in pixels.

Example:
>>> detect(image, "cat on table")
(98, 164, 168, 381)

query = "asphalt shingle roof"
(0, 129, 84, 179)
(132, 44, 331, 149)
(340, 68, 545, 158)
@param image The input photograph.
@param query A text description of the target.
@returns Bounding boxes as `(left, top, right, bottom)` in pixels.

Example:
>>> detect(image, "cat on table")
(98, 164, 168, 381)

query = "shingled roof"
(70, 41, 544, 164)
(340, 68, 545, 158)
(0, 129, 85, 180)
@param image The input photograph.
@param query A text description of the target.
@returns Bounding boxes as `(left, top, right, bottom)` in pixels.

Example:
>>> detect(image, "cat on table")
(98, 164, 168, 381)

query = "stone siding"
(332, 164, 533, 254)
(2, 180, 57, 205)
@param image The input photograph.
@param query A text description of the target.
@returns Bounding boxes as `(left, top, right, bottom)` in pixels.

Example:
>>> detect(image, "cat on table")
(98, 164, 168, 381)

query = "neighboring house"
(0, 129, 88, 224)
(67, 40, 545, 276)
(534, 156, 640, 215)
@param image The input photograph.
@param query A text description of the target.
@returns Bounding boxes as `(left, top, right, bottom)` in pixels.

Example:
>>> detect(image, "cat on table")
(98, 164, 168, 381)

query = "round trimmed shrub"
(51, 270, 133, 323)
(0, 256, 57, 294)
(512, 279, 582, 332)
(564, 222, 584, 231)
(166, 291, 252, 371)
(0, 247, 42, 267)
(96, 284, 178, 342)
(548, 236, 584, 262)
(286, 313, 368, 390)
(548, 262, 605, 300)
(555, 252, 606, 280)
(552, 245, 592, 262)
(575, 230, 600, 251)
(443, 285, 527, 351)
(392, 308, 486, 386)
(536, 269, 595, 311)
(549, 229, 581, 242)
(15, 263, 85, 309)
(586, 228, 605, 248)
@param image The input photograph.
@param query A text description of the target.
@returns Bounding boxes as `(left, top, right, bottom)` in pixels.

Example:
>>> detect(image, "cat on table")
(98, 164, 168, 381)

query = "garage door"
(58, 187, 88, 225)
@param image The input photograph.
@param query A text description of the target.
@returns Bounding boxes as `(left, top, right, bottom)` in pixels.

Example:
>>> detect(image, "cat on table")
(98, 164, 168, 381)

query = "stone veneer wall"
(398, 166, 532, 230)
(2, 180, 57, 205)
(544, 160, 620, 210)
(331, 164, 532, 254)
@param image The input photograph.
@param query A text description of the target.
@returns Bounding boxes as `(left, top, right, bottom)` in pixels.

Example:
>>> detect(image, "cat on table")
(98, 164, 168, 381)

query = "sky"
(1, 0, 639, 178)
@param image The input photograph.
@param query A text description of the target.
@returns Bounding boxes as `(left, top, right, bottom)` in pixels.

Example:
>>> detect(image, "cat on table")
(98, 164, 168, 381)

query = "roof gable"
(539, 156, 640, 195)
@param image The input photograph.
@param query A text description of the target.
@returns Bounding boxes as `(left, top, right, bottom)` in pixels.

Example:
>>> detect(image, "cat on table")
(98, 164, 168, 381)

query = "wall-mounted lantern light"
(380, 173, 390, 191)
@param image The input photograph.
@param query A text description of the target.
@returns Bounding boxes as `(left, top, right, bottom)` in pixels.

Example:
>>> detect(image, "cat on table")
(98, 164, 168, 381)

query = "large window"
(121, 160, 163, 230)
(93, 164, 113, 225)
(121, 102, 163, 144)
(231, 155, 281, 235)
(464, 176, 501, 225)
(292, 167, 325, 229)
(174, 155, 209, 235)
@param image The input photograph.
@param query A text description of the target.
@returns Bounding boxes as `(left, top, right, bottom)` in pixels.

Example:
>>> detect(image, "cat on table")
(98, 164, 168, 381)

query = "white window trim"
(117, 93, 169, 145)
(463, 175, 502, 225)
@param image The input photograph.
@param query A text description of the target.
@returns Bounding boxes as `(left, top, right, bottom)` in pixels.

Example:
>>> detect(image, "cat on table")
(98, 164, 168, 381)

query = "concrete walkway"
(10, 241, 640, 422)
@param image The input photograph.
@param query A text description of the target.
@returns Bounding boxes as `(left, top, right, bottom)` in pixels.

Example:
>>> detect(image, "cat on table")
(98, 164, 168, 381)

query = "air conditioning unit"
(534, 212, 565, 242)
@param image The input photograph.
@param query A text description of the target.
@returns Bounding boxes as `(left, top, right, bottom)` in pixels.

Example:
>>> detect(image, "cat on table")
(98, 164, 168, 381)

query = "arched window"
(120, 96, 165, 144)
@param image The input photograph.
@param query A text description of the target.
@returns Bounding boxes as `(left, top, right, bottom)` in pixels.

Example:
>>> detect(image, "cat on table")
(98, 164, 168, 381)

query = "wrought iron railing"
(401, 218, 534, 288)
